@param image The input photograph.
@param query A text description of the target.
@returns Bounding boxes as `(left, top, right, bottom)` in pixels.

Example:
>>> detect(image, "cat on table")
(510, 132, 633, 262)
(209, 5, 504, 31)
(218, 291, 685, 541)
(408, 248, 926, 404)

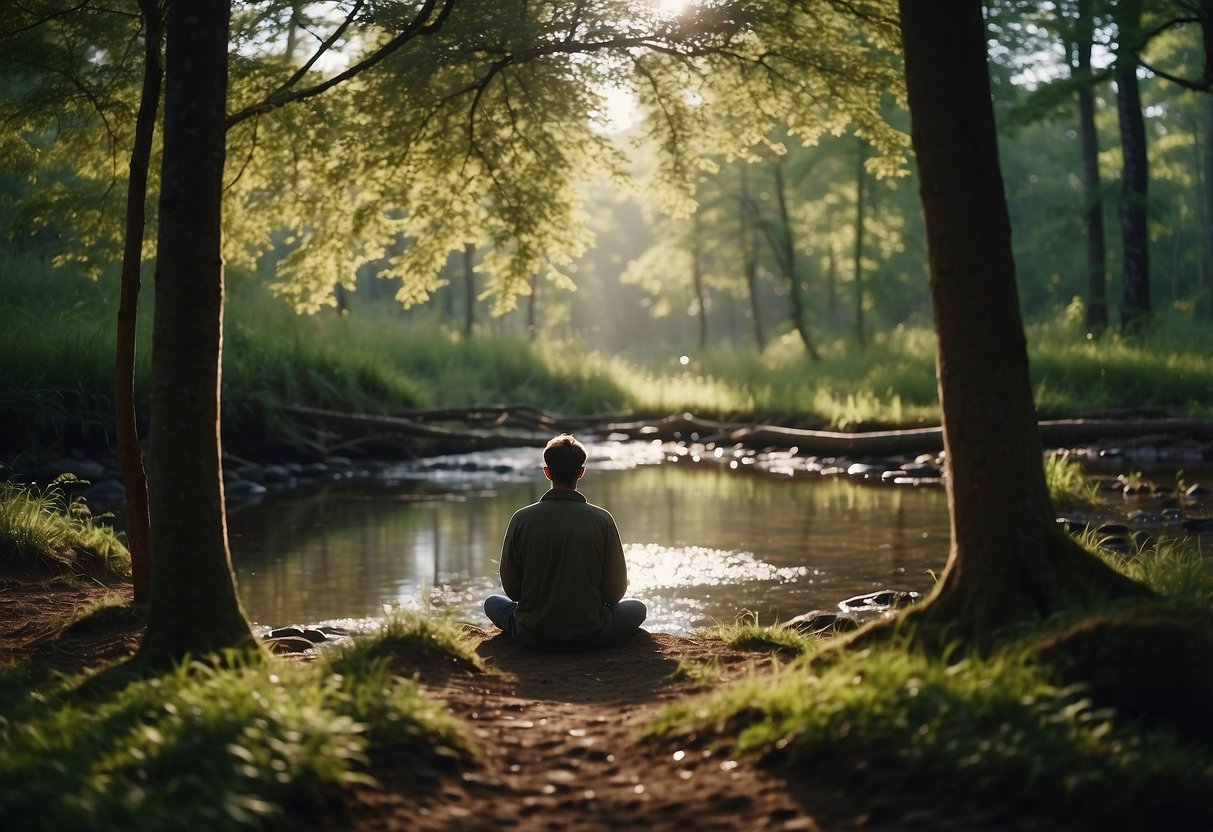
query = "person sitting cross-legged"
(484, 434, 647, 652)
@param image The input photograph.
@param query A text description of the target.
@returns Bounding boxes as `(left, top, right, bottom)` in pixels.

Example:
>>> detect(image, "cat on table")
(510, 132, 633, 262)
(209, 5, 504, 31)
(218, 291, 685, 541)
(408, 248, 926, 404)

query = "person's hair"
(544, 434, 586, 485)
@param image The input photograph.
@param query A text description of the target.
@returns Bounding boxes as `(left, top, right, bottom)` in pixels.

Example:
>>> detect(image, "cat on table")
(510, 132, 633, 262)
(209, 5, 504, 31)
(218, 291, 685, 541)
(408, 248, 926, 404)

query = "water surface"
(228, 443, 953, 634)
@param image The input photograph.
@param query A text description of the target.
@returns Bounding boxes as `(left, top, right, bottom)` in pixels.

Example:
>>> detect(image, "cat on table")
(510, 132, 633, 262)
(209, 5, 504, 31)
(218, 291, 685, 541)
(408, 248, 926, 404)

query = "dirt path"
(345, 629, 841, 832)
(3, 584, 959, 831)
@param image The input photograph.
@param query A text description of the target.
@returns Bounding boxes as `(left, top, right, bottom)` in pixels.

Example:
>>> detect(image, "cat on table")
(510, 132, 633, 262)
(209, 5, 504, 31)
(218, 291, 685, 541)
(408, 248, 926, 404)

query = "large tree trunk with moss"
(115, 0, 162, 605)
(140, 0, 254, 664)
(894, 0, 1147, 645)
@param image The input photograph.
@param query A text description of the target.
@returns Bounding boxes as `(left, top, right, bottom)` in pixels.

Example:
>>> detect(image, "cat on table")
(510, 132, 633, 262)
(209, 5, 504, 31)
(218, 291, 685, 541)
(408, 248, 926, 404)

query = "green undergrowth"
(664, 539, 1213, 831)
(1044, 451, 1101, 507)
(695, 612, 818, 657)
(4, 255, 1212, 462)
(0, 613, 478, 831)
(328, 606, 488, 676)
(0, 479, 129, 581)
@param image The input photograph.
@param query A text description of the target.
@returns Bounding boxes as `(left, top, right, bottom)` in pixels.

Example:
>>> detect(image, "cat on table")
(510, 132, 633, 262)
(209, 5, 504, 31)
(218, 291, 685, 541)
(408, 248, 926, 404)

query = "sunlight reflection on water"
(229, 441, 954, 635)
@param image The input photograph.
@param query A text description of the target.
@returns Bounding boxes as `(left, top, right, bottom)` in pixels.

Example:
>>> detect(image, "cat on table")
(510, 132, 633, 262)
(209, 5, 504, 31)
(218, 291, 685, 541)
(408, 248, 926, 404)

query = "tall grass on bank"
(656, 538, 1213, 831)
(0, 479, 129, 580)
(1044, 451, 1101, 507)
(0, 616, 476, 831)
(4, 256, 1213, 460)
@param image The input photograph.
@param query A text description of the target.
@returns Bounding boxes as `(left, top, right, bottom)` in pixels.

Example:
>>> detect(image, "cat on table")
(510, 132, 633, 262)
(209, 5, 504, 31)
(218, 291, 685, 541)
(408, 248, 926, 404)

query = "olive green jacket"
(499, 488, 628, 643)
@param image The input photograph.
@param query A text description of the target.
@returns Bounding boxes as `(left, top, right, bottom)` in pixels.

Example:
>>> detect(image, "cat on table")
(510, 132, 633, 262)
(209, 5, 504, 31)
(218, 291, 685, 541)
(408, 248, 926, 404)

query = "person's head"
(543, 434, 586, 488)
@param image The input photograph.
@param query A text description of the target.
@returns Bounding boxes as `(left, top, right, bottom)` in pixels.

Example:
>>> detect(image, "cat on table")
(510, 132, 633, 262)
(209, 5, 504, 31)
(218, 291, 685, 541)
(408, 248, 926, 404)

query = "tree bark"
(692, 211, 708, 351)
(115, 0, 162, 605)
(1115, 0, 1151, 332)
(1202, 97, 1213, 317)
(772, 159, 820, 360)
(463, 242, 475, 337)
(853, 138, 866, 351)
(893, 0, 1147, 646)
(526, 273, 538, 340)
(739, 165, 766, 351)
(1074, 0, 1108, 331)
(140, 0, 254, 665)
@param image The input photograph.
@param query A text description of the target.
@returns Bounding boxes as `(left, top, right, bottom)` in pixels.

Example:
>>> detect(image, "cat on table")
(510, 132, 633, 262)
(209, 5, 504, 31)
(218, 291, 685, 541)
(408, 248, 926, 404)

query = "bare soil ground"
(0, 579, 1042, 832)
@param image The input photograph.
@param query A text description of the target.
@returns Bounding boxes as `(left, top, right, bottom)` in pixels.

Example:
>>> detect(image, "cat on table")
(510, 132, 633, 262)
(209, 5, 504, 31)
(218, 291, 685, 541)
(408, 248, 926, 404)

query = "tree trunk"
(1074, 0, 1108, 331)
(463, 242, 475, 337)
(739, 166, 765, 351)
(1202, 97, 1213, 317)
(893, 0, 1147, 646)
(140, 0, 255, 665)
(115, 0, 162, 605)
(854, 138, 866, 351)
(826, 208, 838, 326)
(692, 211, 708, 352)
(772, 159, 820, 360)
(526, 273, 538, 341)
(1115, 0, 1151, 332)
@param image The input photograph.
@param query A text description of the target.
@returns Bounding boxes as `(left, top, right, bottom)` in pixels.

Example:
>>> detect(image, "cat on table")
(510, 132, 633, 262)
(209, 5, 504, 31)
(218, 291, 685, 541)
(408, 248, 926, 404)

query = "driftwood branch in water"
(606, 414, 1213, 456)
(285, 404, 1213, 458)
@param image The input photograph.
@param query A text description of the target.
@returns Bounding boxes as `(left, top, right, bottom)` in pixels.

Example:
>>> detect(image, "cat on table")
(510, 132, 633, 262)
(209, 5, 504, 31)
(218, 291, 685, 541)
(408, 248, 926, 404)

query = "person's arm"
(500, 515, 523, 600)
(601, 515, 627, 605)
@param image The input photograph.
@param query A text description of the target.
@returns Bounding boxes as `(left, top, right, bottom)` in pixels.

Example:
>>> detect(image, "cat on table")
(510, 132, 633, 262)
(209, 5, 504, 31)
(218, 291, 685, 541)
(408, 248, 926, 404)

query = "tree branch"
(226, 0, 456, 129)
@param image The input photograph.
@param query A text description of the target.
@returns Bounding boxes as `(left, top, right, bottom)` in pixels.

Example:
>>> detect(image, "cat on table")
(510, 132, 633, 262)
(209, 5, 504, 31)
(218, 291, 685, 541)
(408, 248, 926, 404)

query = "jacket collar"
(540, 488, 587, 503)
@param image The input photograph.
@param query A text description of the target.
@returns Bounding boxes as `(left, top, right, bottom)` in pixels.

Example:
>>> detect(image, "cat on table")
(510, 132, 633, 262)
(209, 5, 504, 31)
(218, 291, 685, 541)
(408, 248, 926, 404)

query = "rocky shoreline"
(8, 428, 1212, 531)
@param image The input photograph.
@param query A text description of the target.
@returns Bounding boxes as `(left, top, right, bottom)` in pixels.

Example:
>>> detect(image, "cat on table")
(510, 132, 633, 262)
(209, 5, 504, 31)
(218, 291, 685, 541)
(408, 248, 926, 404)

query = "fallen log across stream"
(285, 404, 1213, 459)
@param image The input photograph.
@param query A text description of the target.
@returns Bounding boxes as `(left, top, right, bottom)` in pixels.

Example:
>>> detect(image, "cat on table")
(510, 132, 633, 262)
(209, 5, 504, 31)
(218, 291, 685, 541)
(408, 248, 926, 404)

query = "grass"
(1044, 451, 1101, 507)
(0, 479, 130, 580)
(661, 537, 1213, 831)
(695, 611, 817, 657)
(3, 253, 1213, 463)
(328, 605, 488, 676)
(0, 613, 477, 831)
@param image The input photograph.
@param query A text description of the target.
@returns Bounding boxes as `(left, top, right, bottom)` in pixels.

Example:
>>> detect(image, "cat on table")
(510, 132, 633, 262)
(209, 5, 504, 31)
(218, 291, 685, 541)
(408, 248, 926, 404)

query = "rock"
(234, 464, 265, 484)
(325, 455, 353, 470)
(898, 462, 941, 478)
(269, 626, 306, 639)
(299, 462, 331, 479)
(224, 479, 267, 500)
(1056, 517, 1088, 534)
(44, 458, 107, 482)
(838, 590, 922, 613)
(783, 610, 860, 635)
(1095, 522, 1129, 536)
(1097, 536, 1132, 554)
(79, 478, 128, 506)
(1125, 446, 1160, 463)
(265, 636, 315, 654)
(260, 465, 293, 485)
(846, 463, 885, 479)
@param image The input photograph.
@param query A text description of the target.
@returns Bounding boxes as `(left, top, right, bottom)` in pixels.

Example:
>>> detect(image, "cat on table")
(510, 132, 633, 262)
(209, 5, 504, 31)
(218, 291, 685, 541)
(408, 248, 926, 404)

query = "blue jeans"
(483, 595, 647, 652)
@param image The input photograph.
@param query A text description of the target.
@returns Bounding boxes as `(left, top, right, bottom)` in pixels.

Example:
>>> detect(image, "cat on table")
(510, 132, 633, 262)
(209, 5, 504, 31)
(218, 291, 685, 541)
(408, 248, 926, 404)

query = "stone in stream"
(782, 610, 860, 636)
(264, 636, 315, 654)
(838, 589, 922, 614)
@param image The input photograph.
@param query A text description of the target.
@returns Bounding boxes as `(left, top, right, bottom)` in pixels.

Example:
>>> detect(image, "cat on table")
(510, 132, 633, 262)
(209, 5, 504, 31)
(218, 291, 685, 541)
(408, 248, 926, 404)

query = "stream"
(227, 441, 953, 634)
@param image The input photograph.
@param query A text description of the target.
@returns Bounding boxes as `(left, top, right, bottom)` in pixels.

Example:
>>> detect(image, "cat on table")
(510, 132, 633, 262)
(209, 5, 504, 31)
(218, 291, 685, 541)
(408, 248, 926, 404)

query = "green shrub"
(0, 480, 129, 579)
